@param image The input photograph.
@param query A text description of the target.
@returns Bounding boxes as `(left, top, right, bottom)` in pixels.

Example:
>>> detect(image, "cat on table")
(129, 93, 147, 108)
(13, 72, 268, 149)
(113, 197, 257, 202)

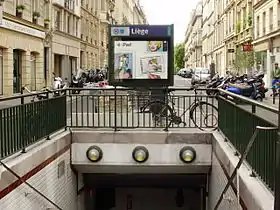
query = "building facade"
(0, 0, 147, 96)
(133, 0, 147, 24)
(184, 1, 203, 68)
(0, 0, 47, 95)
(185, 0, 272, 77)
(201, 0, 215, 69)
(50, 0, 81, 84)
(252, 0, 280, 87)
(114, 0, 146, 24)
(80, 0, 116, 70)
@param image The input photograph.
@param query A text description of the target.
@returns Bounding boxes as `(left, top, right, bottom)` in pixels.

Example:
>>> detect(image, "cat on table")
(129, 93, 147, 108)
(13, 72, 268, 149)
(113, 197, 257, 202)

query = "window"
(256, 16, 260, 37)
(31, 0, 38, 12)
(0, 48, 3, 95)
(64, 12, 68, 32)
(76, 19, 79, 37)
(262, 12, 266, 35)
(68, 15, 71, 34)
(65, 0, 75, 10)
(54, 10, 61, 30)
(269, 7, 273, 31)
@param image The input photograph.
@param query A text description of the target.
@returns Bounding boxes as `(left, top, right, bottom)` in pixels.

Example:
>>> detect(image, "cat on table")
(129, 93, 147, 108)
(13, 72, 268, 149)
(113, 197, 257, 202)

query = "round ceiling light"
(179, 146, 196, 163)
(132, 146, 149, 163)
(86, 146, 103, 162)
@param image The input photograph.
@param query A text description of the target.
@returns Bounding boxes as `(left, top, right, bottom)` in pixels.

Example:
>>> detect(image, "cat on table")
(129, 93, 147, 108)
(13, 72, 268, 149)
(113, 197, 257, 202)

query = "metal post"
(274, 89, 280, 210)
(114, 86, 117, 131)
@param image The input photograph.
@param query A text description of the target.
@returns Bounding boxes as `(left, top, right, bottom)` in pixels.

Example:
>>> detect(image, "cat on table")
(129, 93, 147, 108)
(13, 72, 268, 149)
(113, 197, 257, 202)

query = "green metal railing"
(218, 92, 278, 192)
(0, 95, 66, 159)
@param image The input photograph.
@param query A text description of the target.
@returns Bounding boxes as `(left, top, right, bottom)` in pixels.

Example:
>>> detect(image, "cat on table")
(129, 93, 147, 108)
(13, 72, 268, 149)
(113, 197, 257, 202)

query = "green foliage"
(236, 20, 241, 33)
(247, 13, 252, 26)
(233, 48, 266, 74)
(16, 5, 25, 10)
(243, 19, 247, 29)
(233, 47, 254, 74)
(174, 43, 185, 71)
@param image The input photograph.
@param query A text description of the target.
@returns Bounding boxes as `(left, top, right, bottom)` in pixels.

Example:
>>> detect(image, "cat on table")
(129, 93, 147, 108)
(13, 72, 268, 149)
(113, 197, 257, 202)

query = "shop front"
(0, 19, 45, 95)
(51, 33, 80, 82)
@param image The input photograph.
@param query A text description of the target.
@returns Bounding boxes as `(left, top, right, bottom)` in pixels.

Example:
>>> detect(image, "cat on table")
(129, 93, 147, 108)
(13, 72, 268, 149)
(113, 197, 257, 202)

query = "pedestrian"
(271, 62, 280, 96)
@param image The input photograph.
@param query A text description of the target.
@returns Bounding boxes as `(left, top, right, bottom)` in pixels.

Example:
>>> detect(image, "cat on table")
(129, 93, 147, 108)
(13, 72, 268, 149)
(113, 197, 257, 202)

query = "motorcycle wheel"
(259, 92, 265, 99)
(206, 89, 211, 95)
(255, 96, 263, 102)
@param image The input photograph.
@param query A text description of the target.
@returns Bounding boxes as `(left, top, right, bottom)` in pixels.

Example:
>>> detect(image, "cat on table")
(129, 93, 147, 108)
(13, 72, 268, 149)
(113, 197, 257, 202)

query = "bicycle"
(139, 87, 218, 131)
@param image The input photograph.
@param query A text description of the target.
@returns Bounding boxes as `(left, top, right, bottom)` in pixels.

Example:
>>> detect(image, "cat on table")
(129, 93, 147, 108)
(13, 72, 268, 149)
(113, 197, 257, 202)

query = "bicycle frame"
(168, 89, 202, 117)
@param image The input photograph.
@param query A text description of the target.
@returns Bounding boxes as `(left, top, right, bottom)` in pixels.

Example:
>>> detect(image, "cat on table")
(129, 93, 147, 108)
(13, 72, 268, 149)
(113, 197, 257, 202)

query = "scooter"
(70, 69, 87, 94)
(252, 73, 268, 98)
(271, 77, 280, 96)
(206, 74, 224, 95)
(224, 78, 263, 101)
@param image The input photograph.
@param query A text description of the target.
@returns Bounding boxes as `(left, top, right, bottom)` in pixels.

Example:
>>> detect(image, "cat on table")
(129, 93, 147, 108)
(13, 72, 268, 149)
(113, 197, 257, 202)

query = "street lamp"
(179, 146, 196, 163)
(86, 145, 103, 162)
(132, 146, 149, 163)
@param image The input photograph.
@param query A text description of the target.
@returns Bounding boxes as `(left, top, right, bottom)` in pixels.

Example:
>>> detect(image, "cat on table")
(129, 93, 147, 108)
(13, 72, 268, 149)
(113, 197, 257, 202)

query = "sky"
(140, 0, 199, 45)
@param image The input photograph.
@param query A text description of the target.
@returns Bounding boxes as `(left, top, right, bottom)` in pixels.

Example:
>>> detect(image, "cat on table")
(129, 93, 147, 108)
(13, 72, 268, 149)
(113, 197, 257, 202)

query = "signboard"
(242, 44, 253, 52)
(0, 19, 45, 38)
(108, 25, 174, 87)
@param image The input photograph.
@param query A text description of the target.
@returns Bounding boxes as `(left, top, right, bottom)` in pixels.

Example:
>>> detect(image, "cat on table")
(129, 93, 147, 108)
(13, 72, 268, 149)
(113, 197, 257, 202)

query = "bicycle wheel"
(141, 100, 174, 126)
(189, 101, 218, 131)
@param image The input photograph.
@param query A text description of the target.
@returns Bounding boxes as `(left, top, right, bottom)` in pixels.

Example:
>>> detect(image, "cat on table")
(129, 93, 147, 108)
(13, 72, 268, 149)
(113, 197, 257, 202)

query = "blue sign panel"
(111, 25, 172, 37)
(109, 24, 174, 87)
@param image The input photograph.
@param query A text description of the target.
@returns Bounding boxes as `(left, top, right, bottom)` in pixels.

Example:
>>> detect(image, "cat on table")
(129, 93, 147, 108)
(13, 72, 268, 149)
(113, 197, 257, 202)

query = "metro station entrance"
(84, 174, 207, 210)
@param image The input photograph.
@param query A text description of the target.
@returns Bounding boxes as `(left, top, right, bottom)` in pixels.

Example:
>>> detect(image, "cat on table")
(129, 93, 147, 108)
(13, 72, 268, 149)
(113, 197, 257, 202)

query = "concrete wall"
(208, 154, 242, 210)
(111, 188, 202, 210)
(209, 131, 274, 210)
(0, 131, 83, 210)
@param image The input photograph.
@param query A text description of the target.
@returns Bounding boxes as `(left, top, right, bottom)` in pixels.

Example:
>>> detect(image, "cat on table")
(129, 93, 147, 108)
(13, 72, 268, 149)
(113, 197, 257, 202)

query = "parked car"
(177, 68, 193, 78)
(181, 68, 193, 78)
(191, 68, 211, 85)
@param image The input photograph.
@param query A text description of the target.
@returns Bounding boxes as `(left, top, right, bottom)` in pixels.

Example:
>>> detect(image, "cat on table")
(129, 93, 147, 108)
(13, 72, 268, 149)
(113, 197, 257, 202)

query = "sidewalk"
(0, 94, 80, 110)
(261, 89, 280, 110)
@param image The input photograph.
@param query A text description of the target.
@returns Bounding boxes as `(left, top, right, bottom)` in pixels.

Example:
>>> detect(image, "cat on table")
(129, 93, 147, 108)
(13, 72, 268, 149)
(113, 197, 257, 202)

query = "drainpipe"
(0, 0, 4, 25)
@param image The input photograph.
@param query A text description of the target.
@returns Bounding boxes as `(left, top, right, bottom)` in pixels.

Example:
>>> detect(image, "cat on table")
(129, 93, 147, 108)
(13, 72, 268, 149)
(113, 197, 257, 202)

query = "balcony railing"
(0, 87, 279, 196)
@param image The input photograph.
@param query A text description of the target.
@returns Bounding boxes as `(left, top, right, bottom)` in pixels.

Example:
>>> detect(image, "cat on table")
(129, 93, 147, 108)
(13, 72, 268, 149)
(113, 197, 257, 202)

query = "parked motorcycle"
(252, 72, 268, 98)
(206, 74, 224, 95)
(271, 77, 280, 96)
(70, 69, 87, 94)
(223, 77, 263, 101)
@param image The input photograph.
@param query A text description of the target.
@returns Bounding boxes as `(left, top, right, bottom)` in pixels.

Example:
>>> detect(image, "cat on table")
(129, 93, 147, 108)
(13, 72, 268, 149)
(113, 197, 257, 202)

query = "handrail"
(218, 89, 278, 113)
(1, 86, 278, 114)
(0, 160, 62, 210)
(213, 126, 278, 210)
